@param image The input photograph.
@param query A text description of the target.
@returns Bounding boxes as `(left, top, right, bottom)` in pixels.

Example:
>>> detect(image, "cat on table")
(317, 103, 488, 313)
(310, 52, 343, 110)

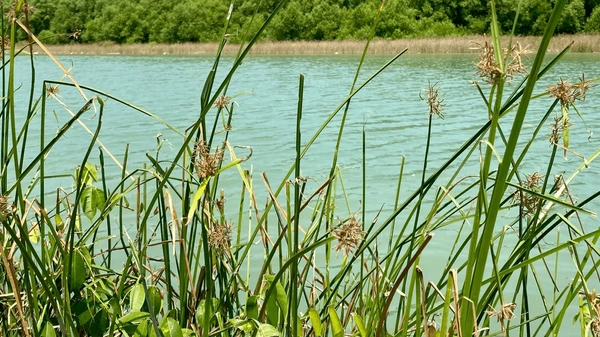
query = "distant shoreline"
(32, 34, 600, 56)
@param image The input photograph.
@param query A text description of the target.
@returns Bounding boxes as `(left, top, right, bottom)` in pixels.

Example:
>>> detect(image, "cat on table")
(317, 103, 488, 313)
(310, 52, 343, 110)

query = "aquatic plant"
(1, 0, 600, 337)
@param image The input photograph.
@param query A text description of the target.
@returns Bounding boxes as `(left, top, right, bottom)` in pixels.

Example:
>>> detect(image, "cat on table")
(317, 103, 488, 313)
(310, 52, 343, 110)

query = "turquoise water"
(10, 52, 600, 334)
(17, 53, 600, 216)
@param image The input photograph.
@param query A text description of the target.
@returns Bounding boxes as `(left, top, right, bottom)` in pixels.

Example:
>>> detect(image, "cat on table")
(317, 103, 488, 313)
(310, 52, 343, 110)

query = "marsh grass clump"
(2, 1, 600, 337)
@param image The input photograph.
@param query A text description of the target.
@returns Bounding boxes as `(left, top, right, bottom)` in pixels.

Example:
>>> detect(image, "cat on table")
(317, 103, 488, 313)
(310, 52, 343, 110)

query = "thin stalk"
(290, 74, 304, 337)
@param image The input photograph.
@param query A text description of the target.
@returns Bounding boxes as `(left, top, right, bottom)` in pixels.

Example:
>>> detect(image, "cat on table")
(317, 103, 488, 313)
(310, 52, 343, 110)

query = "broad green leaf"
(69, 250, 87, 292)
(160, 317, 183, 337)
(134, 319, 149, 337)
(118, 311, 151, 325)
(296, 316, 303, 337)
(265, 291, 279, 326)
(130, 283, 146, 312)
(29, 225, 40, 244)
(55, 213, 64, 231)
(263, 275, 284, 326)
(166, 309, 180, 319)
(81, 185, 105, 220)
(145, 286, 162, 316)
(83, 162, 99, 184)
(81, 186, 96, 220)
(246, 295, 259, 320)
(353, 313, 367, 337)
(41, 321, 56, 337)
(264, 275, 288, 316)
(308, 308, 322, 337)
(89, 308, 110, 337)
(256, 323, 281, 337)
(72, 299, 93, 328)
(181, 328, 195, 337)
(93, 187, 106, 211)
(195, 298, 220, 326)
(229, 318, 253, 333)
(328, 307, 344, 337)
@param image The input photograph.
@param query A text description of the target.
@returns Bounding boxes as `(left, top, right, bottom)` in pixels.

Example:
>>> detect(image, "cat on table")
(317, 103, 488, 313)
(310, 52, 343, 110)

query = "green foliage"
(558, 0, 586, 33)
(24, 0, 599, 44)
(585, 5, 600, 31)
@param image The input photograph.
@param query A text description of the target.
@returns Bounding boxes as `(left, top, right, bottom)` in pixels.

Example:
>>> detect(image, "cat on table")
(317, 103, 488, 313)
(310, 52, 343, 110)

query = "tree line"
(18, 0, 600, 44)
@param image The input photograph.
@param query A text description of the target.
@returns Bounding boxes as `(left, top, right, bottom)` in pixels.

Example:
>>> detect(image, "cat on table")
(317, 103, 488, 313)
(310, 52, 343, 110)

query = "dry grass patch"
(29, 34, 600, 56)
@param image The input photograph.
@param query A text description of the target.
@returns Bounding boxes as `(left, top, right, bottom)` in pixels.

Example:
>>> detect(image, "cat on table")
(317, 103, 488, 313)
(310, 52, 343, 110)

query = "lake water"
(10, 52, 600, 334)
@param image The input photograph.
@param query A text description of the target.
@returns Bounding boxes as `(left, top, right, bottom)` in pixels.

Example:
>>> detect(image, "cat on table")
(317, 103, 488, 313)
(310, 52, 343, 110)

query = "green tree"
(49, 0, 98, 43)
(585, 5, 600, 31)
(557, 0, 586, 33)
(306, 2, 343, 39)
(84, 0, 147, 43)
(584, 0, 600, 15)
(269, 1, 308, 40)
(337, 1, 378, 39)
(170, 0, 228, 42)
(28, 0, 57, 34)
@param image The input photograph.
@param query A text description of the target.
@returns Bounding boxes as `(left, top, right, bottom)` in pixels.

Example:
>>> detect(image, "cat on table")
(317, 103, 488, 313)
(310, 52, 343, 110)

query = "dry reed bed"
(32, 34, 600, 56)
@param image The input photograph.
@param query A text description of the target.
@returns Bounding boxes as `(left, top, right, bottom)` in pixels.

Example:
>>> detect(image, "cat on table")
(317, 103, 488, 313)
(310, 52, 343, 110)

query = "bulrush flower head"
(208, 222, 231, 254)
(0, 195, 11, 219)
(332, 216, 366, 256)
(421, 82, 445, 119)
(474, 41, 529, 85)
(512, 172, 544, 216)
(193, 140, 224, 180)
(547, 75, 593, 108)
(213, 95, 231, 109)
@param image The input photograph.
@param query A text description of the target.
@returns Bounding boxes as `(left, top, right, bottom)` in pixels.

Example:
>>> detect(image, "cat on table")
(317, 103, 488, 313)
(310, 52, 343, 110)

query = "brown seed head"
(485, 302, 516, 327)
(504, 42, 529, 80)
(208, 222, 231, 254)
(548, 115, 572, 145)
(513, 172, 544, 216)
(22, 3, 35, 15)
(216, 190, 226, 213)
(547, 75, 594, 108)
(474, 41, 529, 85)
(332, 216, 366, 256)
(46, 85, 60, 97)
(1, 35, 9, 49)
(193, 140, 224, 179)
(214, 95, 231, 109)
(573, 74, 593, 101)
(0, 195, 11, 218)
(474, 41, 502, 85)
(548, 78, 575, 107)
(421, 82, 445, 119)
